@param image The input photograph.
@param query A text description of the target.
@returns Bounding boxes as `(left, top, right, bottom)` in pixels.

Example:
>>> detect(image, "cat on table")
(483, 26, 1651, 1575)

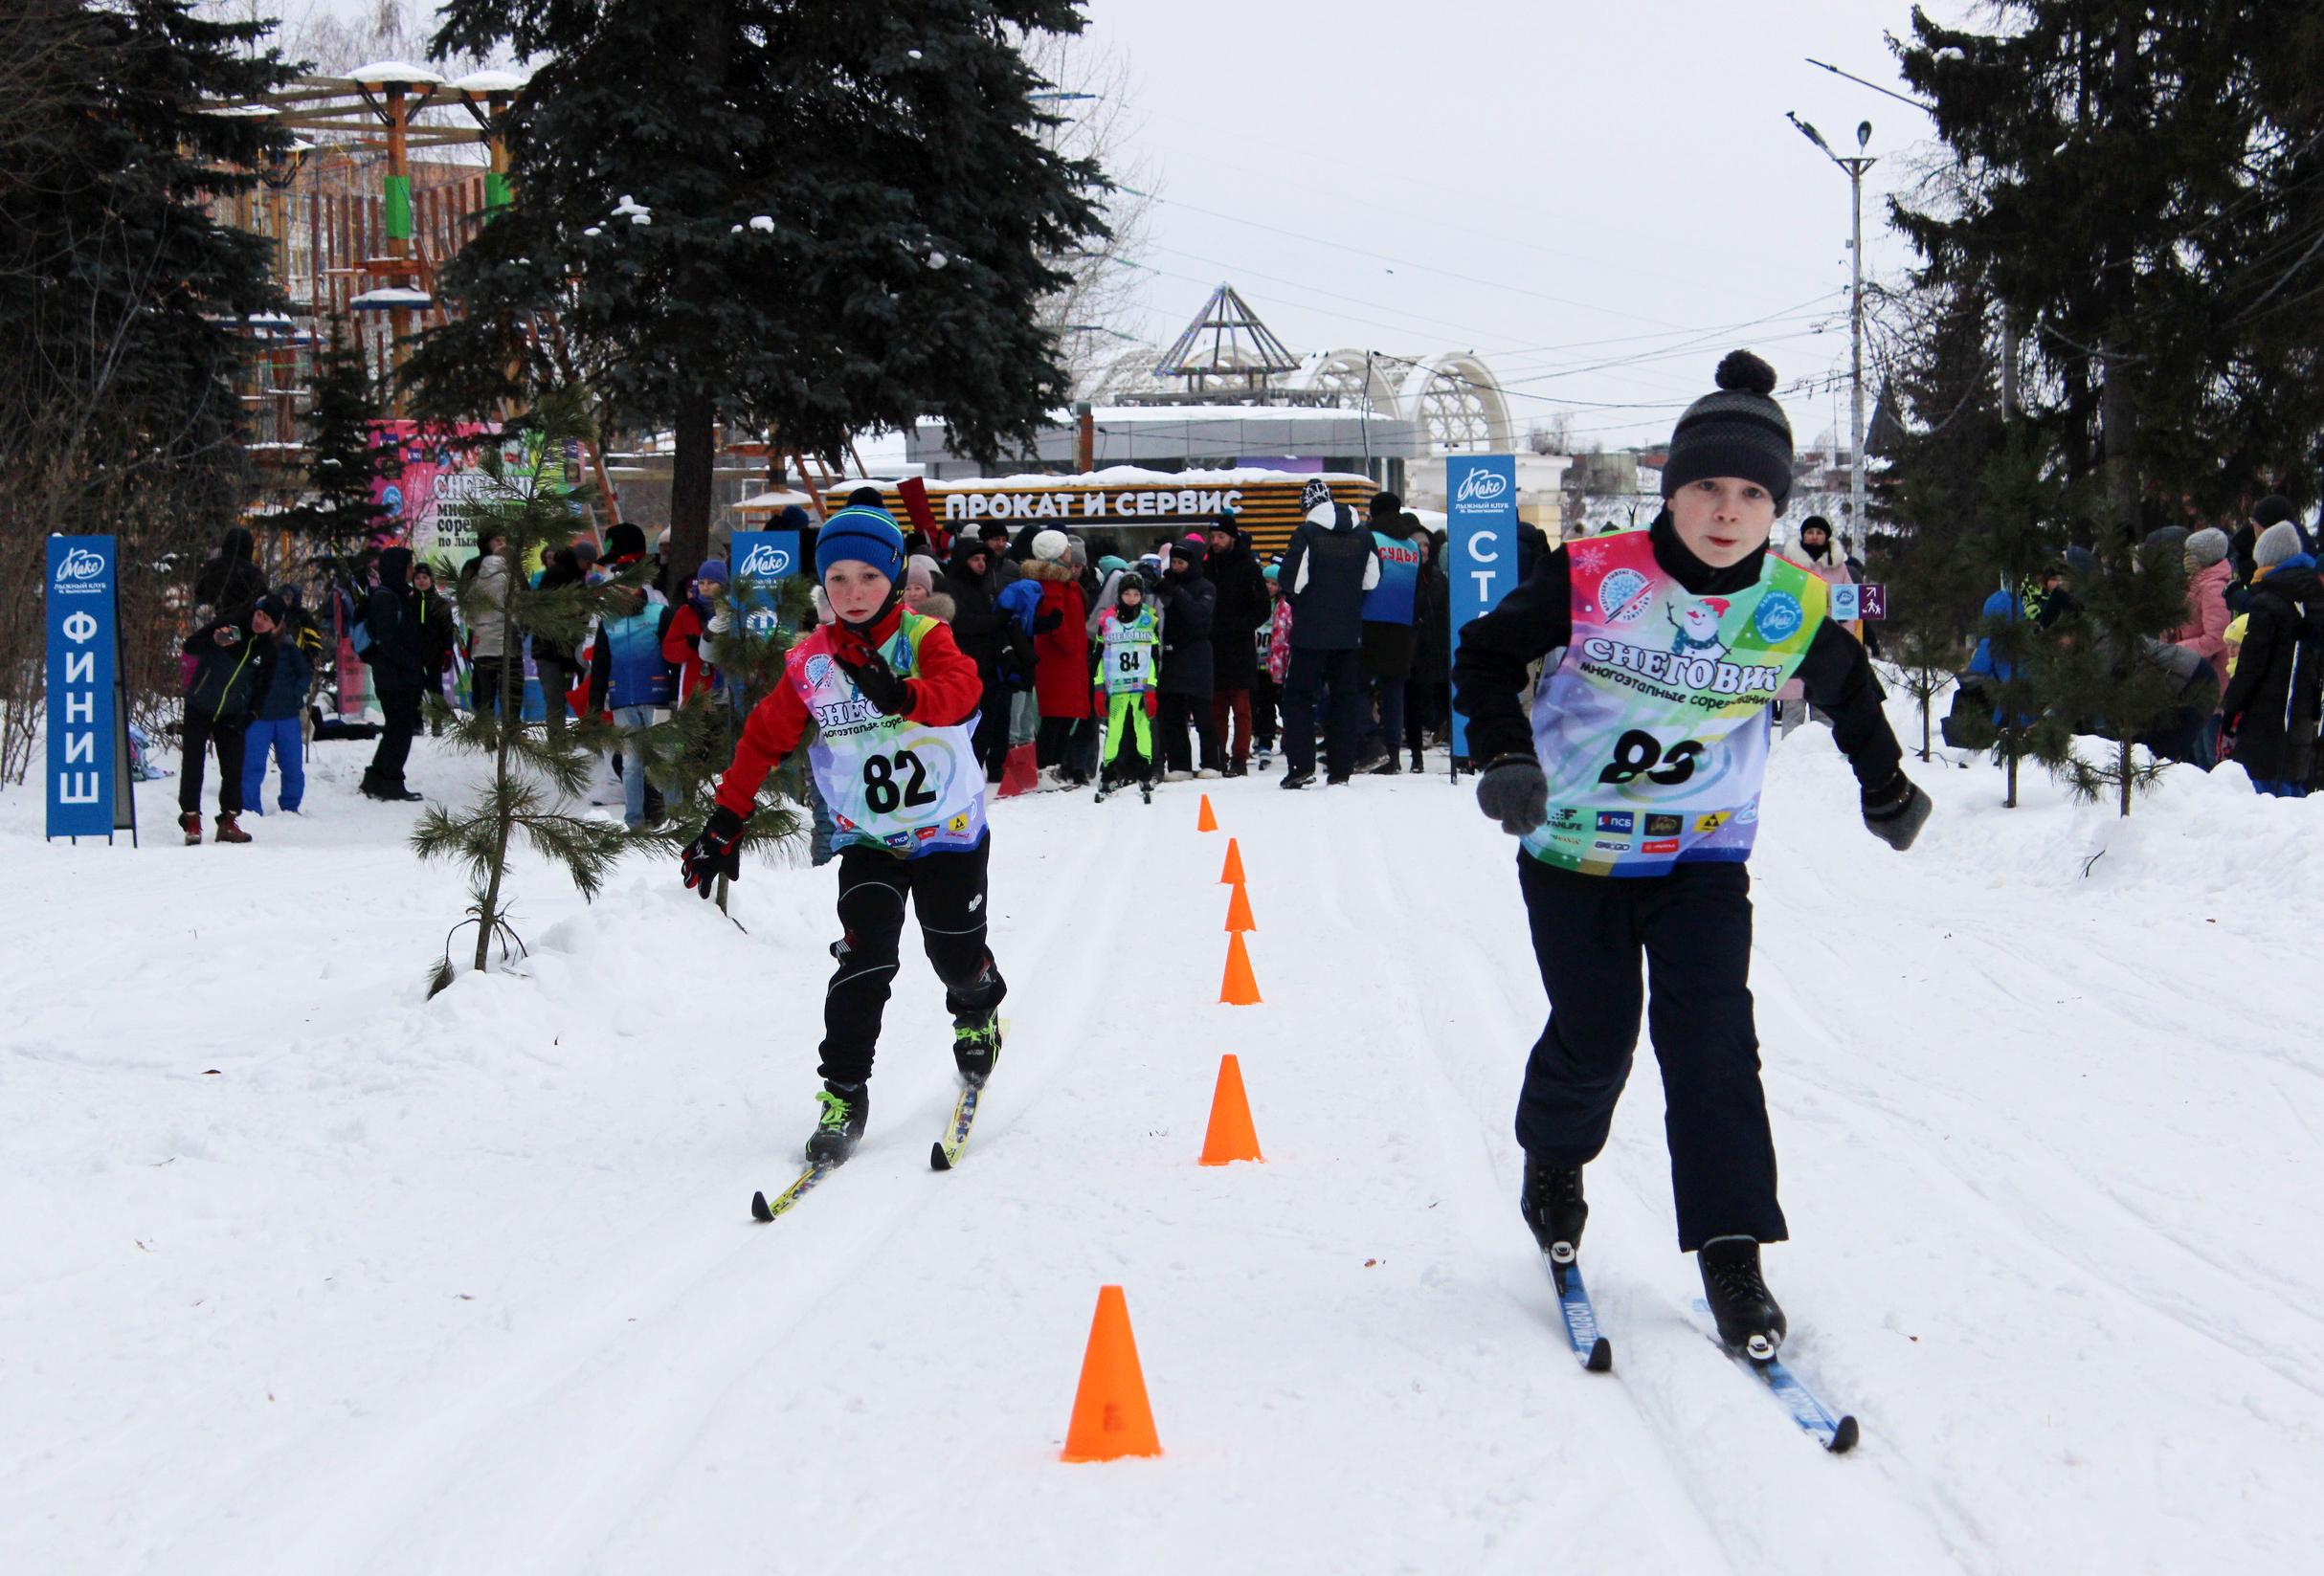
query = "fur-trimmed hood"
(1022, 557, 1076, 585)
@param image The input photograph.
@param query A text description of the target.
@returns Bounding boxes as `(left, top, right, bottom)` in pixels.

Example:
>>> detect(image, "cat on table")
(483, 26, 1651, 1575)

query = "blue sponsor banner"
(728, 529, 801, 637)
(46, 536, 118, 838)
(1445, 455, 1520, 757)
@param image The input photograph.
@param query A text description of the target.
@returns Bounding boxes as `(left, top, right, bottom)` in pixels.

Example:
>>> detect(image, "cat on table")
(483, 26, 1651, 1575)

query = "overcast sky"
(1078, 0, 1978, 450)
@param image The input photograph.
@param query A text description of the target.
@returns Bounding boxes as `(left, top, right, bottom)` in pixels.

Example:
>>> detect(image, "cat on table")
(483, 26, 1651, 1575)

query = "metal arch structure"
(1152, 282, 1303, 393)
(1397, 353, 1514, 452)
(1295, 348, 1405, 419)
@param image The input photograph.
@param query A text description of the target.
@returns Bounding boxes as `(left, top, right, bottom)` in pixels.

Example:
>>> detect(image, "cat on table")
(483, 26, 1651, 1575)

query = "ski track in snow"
(3, 707, 2322, 1574)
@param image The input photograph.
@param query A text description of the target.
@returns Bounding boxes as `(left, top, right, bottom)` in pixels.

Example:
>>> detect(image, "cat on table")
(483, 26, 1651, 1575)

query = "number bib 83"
(1521, 531, 1824, 877)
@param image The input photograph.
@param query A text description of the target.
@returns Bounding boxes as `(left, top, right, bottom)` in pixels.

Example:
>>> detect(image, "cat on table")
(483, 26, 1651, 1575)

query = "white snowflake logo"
(1572, 544, 1607, 575)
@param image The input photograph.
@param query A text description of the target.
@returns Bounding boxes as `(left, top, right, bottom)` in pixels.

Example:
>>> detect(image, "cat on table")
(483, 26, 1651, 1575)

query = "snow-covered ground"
(4, 704, 2321, 1574)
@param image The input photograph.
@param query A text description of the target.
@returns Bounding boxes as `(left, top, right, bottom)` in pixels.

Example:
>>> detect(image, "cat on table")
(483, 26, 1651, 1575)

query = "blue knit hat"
(814, 506, 905, 583)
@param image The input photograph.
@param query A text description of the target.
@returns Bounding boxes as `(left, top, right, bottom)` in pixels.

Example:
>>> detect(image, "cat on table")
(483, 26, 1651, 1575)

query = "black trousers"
(972, 681, 1012, 781)
(820, 836, 1007, 1086)
(1282, 646, 1364, 777)
(367, 686, 420, 786)
(1514, 855, 1785, 1252)
(1252, 673, 1280, 748)
(471, 657, 516, 724)
(1156, 692, 1217, 773)
(179, 713, 248, 815)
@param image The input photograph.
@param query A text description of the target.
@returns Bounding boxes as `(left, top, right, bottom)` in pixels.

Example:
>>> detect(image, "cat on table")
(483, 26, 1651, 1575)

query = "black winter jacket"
(939, 540, 1008, 684)
(364, 547, 427, 693)
(1452, 513, 1903, 789)
(1158, 544, 1217, 697)
(1280, 505, 1379, 651)
(2221, 563, 2323, 784)
(184, 617, 272, 721)
(1206, 530, 1269, 690)
(192, 526, 267, 625)
(1409, 556, 1451, 683)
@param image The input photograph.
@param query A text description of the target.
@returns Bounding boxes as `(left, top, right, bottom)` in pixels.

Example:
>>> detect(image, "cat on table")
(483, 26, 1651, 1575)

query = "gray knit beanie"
(2255, 521, 2303, 571)
(1661, 351, 1795, 514)
(2184, 527, 2230, 567)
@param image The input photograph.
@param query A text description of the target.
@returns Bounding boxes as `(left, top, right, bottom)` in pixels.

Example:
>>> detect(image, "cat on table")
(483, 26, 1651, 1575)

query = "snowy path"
(3, 713, 2321, 1573)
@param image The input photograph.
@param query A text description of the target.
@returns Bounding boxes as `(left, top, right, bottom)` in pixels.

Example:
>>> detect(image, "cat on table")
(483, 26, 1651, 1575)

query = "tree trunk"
(2118, 739, 2134, 817)
(2100, 335, 2139, 536)
(2005, 745, 2019, 810)
(667, 389, 717, 592)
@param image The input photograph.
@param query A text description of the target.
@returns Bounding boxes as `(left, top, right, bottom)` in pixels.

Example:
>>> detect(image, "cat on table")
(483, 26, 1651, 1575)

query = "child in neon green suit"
(1094, 576, 1161, 801)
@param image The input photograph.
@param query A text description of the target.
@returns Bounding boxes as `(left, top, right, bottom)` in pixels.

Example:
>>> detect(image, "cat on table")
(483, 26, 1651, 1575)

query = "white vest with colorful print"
(786, 612, 986, 857)
(1523, 530, 1826, 877)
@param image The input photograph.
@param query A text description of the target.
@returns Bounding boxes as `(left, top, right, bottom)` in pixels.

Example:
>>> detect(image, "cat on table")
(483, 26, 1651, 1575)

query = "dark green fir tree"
(279, 317, 400, 596)
(413, 388, 641, 993)
(408, 0, 1109, 582)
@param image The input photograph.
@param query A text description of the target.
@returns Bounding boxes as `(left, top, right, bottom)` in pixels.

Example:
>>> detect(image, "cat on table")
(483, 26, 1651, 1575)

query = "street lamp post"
(1788, 114, 1874, 554)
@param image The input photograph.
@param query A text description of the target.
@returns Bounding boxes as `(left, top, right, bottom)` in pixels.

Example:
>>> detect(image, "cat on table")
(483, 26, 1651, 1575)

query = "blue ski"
(1544, 1253, 1614, 1372)
(1691, 1299, 1858, 1452)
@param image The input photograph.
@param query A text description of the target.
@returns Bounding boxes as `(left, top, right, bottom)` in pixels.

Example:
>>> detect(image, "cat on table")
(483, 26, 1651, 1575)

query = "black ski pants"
(1514, 855, 1785, 1252)
(1282, 646, 1363, 778)
(367, 686, 420, 787)
(179, 713, 248, 815)
(819, 836, 1006, 1086)
(1157, 692, 1217, 774)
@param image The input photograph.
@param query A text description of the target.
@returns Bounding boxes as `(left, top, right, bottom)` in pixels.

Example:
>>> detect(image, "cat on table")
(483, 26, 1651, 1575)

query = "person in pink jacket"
(2171, 528, 2234, 687)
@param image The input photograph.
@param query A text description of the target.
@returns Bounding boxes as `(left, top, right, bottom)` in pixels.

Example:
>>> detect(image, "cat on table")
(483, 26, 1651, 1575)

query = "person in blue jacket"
(240, 593, 311, 814)
(586, 584, 677, 827)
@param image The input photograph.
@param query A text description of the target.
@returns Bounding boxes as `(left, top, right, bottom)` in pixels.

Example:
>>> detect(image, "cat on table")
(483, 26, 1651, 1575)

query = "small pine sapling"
(413, 389, 639, 994)
(2028, 528, 2191, 817)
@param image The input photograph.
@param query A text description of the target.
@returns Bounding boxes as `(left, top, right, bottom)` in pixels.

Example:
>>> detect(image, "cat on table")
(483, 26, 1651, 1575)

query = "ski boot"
(951, 1007, 1004, 1090)
(1139, 779, 1152, 804)
(180, 811, 204, 846)
(213, 812, 252, 844)
(1519, 1153, 1588, 1267)
(804, 1080, 868, 1165)
(1698, 1235, 1787, 1361)
(1280, 767, 1315, 790)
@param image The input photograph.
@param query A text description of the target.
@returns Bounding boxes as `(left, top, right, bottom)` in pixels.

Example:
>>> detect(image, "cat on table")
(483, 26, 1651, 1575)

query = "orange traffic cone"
(1219, 930, 1263, 1006)
(1218, 837, 1245, 885)
(1061, 1285, 1162, 1461)
(1199, 1054, 1263, 1165)
(1196, 793, 1218, 832)
(1223, 881, 1256, 933)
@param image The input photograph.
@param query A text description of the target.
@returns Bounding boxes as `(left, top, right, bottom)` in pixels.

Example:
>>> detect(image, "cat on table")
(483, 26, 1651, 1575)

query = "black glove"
(681, 804, 746, 898)
(837, 644, 912, 716)
(1475, 753, 1549, 836)
(1861, 770, 1933, 853)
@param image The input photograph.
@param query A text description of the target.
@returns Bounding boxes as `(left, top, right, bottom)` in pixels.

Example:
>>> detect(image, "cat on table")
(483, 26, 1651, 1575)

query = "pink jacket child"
(2171, 529, 2234, 688)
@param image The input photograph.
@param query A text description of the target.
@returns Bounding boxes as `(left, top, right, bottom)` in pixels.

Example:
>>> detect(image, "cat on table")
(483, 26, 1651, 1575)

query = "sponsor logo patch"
(884, 832, 914, 850)
(1598, 566, 1652, 624)
(804, 654, 833, 692)
(1595, 810, 1634, 832)
(1644, 813, 1682, 835)
(1754, 590, 1803, 643)
(915, 826, 939, 840)
(1592, 837, 1631, 853)
(947, 812, 970, 832)
(1642, 837, 1681, 854)
(1692, 810, 1732, 833)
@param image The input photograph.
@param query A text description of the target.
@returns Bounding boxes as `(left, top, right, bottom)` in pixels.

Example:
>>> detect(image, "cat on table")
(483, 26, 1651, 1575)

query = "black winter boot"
(1698, 1235, 1787, 1361)
(805, 1080, 868, 1165)
(1520, 1153, 1588, 1265)
(951, 1005, 1003, 1089)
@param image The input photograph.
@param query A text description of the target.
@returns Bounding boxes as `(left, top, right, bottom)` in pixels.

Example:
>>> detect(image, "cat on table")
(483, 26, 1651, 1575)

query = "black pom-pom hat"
(1661, 350, 1795, 512)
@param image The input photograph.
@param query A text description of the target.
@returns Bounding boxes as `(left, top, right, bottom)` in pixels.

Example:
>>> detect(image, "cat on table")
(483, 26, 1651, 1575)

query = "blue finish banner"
(1445, 456, 1520, 758)
(728, 530, 801, 636)
(46, 536, 118, 838)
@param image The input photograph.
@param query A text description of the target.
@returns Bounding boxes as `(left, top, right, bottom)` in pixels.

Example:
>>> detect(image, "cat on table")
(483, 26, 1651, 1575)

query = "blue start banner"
(1445, 455, 1520, 758)
(728, 529, 801, 637)
(46, 535, 122, 839)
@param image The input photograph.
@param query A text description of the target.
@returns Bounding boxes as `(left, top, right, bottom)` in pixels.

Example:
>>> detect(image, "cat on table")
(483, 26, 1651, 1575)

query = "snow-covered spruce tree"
(626, 568, 817, 908)
(408, 0, 1109, 586)
(413, 389, 637, 994)
(2026, 529, 2190, 817)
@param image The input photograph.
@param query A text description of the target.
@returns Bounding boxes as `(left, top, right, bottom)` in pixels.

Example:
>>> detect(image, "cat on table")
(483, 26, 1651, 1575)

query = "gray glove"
(1862, 771, 1932, 852)
(1475, 753, 1549, 836)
